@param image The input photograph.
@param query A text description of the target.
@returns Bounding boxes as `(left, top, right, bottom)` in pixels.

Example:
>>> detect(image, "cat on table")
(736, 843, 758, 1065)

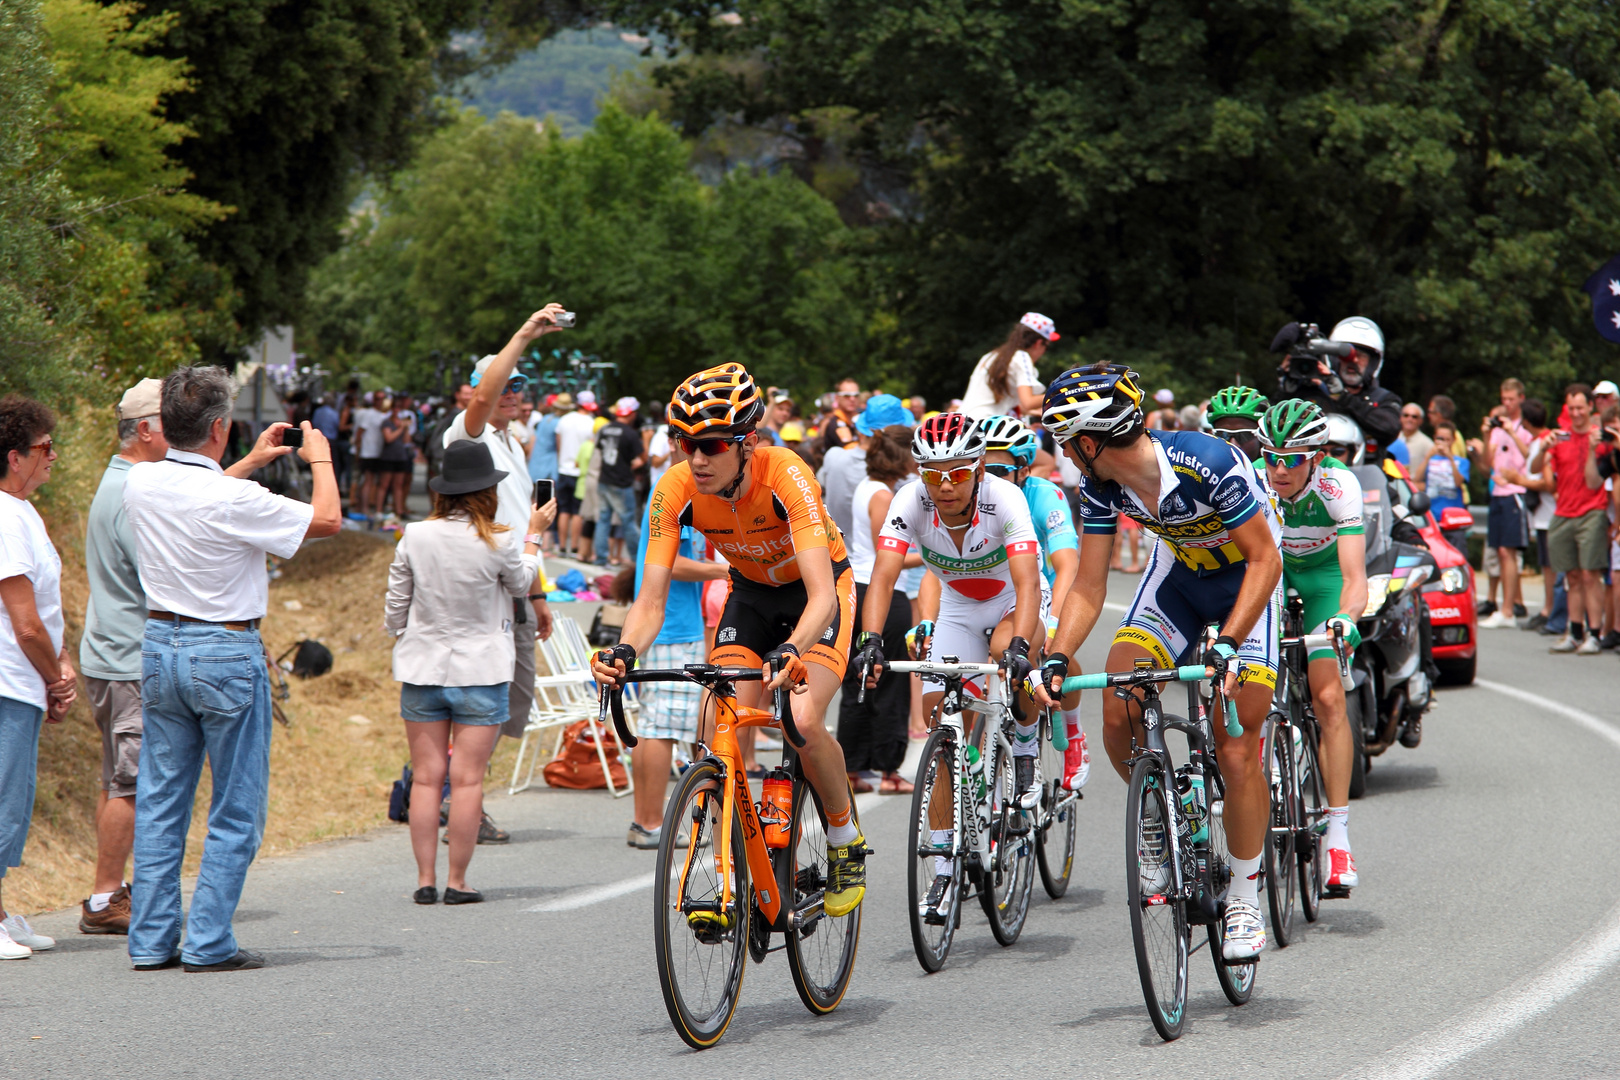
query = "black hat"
(430, 440, 508, 495)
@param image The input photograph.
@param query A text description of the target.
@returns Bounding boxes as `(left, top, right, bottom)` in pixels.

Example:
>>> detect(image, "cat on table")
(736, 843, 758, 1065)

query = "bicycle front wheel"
(1296, 723, 1327, 922)
(1263, 718, 1298, 947)
(979, 743, 1035, 946)
(907, 727, 962, 972)
(1126, 755, 1188, 1041)
(1037, 714, 1077, 899)
(784, 775, 861, 1014)
(654, 761, 749, 1050)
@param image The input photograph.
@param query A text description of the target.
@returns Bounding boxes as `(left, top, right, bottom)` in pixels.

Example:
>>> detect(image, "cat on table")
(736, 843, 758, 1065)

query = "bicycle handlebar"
(1058, 664, 1244, 737)
(594, 663, 805, 750)
(1297, 627, 1355, 691)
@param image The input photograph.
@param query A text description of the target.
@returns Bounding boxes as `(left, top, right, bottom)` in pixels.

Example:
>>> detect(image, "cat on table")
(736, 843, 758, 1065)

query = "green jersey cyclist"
(1033, 365, 1284, 961)
(1258, 399, 1367, 895)
(1204, 385, 1271, 466)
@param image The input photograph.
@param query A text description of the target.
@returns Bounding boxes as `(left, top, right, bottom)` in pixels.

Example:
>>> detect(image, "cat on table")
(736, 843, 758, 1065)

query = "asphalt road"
(7, 576, 1620, 1079)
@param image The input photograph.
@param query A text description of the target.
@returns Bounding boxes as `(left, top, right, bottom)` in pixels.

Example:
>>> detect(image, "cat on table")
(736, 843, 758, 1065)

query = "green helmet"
(1259, 398, 1331, 450)
(1207, 385, 1271, 424)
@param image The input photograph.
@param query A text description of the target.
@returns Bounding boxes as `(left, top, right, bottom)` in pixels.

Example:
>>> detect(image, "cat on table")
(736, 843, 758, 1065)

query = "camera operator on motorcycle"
(1272, 317, 1402, 460)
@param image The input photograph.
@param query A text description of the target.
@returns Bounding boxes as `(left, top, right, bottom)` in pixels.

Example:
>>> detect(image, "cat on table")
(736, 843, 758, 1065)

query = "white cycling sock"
(1325, 805, 1351, 852)
(932, 830, 954, 877)
(1011, 720, 1040, 758)
(827, 821, 859, 846)
(1228, 854, 1263, 907)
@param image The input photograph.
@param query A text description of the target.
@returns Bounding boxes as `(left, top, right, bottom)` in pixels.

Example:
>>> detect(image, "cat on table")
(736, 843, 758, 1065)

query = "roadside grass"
(10, 528, 521, 915)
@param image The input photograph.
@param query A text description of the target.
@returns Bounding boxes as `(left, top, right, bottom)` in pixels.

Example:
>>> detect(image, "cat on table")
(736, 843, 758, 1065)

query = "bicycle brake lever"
(607, 687, 637, 749)
(771, 657, 806, 748)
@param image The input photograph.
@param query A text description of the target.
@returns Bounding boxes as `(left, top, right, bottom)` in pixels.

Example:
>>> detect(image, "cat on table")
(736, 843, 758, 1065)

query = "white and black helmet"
(1040, 365, 1147, 443)
(1330, 316, 1385, 380)
(911, 412, 986, 463)
(1322, 413, 1366, 466)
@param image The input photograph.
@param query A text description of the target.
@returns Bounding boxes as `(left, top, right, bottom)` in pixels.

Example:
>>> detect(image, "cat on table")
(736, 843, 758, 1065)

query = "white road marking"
(524, 790, 888, 914)
(1350, 680, 1620, 1079)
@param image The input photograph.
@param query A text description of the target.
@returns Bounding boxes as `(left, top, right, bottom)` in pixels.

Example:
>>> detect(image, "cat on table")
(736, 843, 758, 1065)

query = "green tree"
(614, 0, 1620, 418)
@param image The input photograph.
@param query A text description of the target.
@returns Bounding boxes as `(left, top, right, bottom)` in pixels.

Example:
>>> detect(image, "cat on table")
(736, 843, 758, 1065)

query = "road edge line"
(1349, 679, 1620, 1080)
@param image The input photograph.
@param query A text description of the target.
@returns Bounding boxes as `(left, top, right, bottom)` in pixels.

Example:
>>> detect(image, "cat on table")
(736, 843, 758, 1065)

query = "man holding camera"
(1274, 316, 1403, 458)
(1531, 384, 1612, 654)
(1471, 379, 1532, 627)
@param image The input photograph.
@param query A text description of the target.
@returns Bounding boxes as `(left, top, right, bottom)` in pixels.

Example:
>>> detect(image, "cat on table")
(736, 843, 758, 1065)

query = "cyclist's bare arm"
(770, 545, 838, 690)
(1049, 546, 1079, 618)
(590, 564, 670, 685)
(918, 570, 941, 623)
(1008, 551, 1045, 645)
(1039, 531, 1114, 705)
(861, 547, 906, 637)
(1336, 531, 1368, 621)
(1217, 516, 1283, 647)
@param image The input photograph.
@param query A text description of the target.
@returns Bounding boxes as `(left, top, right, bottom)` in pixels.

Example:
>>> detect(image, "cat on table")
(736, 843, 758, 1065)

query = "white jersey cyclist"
(1077, 428, 1283, 689)
(878, 473, 1049, 687)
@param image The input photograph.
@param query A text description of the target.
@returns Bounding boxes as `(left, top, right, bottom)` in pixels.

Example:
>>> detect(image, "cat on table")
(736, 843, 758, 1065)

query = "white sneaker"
(0, 922, 36, 959)
(2, 914, 54, 952)
(1578, 635, 1603, 655)
(1221, 898, 1267, 961)
(1479, 611, 1511, 629)
(1550, 635, 1577, 653)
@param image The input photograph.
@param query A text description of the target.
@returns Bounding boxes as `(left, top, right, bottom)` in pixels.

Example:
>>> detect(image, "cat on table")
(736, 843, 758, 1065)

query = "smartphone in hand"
(282, 426, 304, 448)
(533, 478, 554, 506)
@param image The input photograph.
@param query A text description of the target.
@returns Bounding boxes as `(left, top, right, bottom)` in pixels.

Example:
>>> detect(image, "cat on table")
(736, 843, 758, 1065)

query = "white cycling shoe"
(1221, 898, 1266, 962)
(1137, 812, 1171, 894)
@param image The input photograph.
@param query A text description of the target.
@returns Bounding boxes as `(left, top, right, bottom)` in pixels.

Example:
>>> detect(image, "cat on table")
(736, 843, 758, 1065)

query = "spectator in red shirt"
(1530, 384, 1611, 653)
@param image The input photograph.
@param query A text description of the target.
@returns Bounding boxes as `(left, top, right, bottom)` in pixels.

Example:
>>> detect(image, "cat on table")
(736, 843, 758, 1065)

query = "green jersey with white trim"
(1277, 457, 1364, 574)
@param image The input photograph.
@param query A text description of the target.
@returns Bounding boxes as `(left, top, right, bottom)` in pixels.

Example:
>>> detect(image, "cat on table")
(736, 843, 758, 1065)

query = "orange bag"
(543, 720, 629, 790)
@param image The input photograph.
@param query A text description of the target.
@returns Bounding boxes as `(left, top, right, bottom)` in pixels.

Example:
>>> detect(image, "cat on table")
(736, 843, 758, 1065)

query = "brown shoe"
(79, 885, 131, 935)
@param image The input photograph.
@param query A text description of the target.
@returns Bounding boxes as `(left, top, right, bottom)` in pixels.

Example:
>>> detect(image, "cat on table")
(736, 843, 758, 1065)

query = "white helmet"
(1322, 413, 1366, 466)
(1330, 316, 1385, 381)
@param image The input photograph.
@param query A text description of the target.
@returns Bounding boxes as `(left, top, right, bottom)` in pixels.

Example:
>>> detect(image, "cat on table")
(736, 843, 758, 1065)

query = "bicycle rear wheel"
(979, 742, 1035, 946)
(1264, 717, 1298, 947)
(1297, 723, 1327, 922)
(907, 727, 962, 972)
(1126, 755, 1188, 1041)
(1204, 768, 1255, 1006)
(1037, 714, 1077, 899)
(784, 775, 861, 1014)
(654, 761, 749, 1049)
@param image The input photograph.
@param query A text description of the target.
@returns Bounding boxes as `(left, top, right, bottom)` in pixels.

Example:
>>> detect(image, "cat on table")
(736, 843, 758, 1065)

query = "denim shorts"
(400, 683, 509, 725)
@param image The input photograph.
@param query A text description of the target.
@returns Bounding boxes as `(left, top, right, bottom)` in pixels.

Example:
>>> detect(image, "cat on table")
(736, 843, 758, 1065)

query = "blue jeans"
(0, 696, 44, 876)
(130, 620, 271, 967)
(595, 483, 641, 564)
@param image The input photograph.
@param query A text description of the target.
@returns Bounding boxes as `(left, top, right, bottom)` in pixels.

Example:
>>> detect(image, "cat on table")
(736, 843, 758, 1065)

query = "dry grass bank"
(10, 528, 521, 915)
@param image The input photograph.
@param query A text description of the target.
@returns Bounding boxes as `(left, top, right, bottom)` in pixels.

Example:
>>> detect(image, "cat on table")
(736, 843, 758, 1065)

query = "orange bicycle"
(601, 661, 862, 1049)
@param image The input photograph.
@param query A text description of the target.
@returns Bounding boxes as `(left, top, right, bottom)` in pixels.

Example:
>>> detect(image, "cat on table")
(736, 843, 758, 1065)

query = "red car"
(1378, 459, 1478, 685)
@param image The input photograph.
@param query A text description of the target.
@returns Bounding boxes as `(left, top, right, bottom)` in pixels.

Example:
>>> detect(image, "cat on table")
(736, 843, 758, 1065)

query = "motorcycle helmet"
(1258, 399, 1330, 450)
(1330, 316, 1385, 383)
(1322, 413, 1366, 466)
(976, 414, 1040, 467)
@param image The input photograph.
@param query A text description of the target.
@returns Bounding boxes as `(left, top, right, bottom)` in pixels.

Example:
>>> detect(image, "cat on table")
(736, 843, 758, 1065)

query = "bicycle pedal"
(1323, 885, 1352, 900)
(1221, 954, 1259, 968)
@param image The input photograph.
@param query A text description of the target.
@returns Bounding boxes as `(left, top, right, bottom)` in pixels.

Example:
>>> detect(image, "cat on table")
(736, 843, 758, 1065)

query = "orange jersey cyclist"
(590, 365, 870, 917)
(1033, 364, 1283, 962)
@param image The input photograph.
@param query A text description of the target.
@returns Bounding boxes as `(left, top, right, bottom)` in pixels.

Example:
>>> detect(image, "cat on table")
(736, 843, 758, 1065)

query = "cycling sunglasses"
(920, 464, 977, 487)
(1214, 428, 1259, 445)
(676, 433, 746, 457)
(983, 462, 1020, 478)
(1262, 449, 1314, 469)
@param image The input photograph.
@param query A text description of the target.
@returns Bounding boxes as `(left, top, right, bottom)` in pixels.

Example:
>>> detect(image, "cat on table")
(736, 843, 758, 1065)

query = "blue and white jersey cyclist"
(976, 414, 1090, 793)
(1033, 364, 1284, 963)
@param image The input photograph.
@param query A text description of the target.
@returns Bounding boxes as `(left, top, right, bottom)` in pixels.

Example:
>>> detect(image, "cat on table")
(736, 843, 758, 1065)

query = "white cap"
(577, 389, 597, 408)
(1153, 388, 1175, 405)
(613, 396, 639, 416)
(1594, 380, 1619, 397)
(1019, 312, 1059, 341)
(116, 378, 163, 421)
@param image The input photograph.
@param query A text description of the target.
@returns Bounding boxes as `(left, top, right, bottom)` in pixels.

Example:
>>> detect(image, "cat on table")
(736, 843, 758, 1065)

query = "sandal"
(879, 772, 914, 795)
(848, 773, 875, 794)
(743, 763, 767, 779)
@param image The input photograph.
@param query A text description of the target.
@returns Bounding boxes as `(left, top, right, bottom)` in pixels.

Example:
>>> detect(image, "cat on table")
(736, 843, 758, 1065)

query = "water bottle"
(759, 769, 793, 849)
(1175, 768, 1208, 845)
(964, 745, 987, 802)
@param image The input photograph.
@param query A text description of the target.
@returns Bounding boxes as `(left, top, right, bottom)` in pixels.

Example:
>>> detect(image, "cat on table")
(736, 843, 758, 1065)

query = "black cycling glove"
(1002, 636, 1033, 692)
(854, 631, 885, 676)
(1203, 635, 1239, 678)
(1042, 652, 1070, 696)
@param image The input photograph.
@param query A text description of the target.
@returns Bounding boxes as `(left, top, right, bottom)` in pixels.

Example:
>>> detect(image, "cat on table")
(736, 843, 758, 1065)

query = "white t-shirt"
(0, 494, 63, 709)
(125, 450, 314, 623)
(849, 477, 887, 584)
(353, 407, 387, 459)
(961, 349, 1043, 419)
(1526, 434, 1556, 531)
(442, 412, 534, 539)
(647, 428, 672, 490)
(555, 411, 597, 477)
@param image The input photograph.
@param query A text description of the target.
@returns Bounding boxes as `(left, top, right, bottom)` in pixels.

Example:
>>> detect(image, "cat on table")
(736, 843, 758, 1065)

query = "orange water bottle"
(760, 769, 793, 848)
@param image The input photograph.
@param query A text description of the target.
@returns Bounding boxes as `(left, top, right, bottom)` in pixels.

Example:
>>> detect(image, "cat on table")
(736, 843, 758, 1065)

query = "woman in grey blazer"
(385, 441, 552, 904)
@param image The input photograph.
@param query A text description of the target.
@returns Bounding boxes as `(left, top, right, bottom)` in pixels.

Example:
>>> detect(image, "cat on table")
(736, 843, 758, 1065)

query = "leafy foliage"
(463, 26, 653, 135)
(613, 0, 1620, 417)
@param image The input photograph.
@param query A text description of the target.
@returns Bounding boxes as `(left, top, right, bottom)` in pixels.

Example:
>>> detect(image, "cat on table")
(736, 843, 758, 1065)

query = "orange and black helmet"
(668, 364, 765, 437)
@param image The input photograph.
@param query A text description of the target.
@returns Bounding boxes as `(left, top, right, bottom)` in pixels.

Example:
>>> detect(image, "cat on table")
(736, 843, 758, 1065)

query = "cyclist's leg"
(1102, 543, 1192, 782)
(1308, 657, 1351, 806)
(919, 597, 1007, 865)
(1214, 582, 1279, 866)
(1295, 569, 1357, 884)
(988, 587, 1050, 803)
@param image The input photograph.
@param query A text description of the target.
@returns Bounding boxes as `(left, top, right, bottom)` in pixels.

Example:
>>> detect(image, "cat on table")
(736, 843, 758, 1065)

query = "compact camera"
(552, 311, 576, 328)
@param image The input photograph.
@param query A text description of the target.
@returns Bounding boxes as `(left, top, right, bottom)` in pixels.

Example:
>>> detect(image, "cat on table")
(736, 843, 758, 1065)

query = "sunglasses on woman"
(676, 434, 746, 457)
(920, 465, 977, 487)
(1261, 450, 1313, 469)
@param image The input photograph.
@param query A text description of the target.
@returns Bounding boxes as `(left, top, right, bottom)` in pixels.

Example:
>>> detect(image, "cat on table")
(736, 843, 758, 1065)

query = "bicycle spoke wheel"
(1263, 718, 1298, 947)
(979, 744, 1035, 946)
(784, 775, 860, 1014)
(1296, 723, 1327, 922)
(1126, 756, 1188, 1042)
(654, 761, 749, 1049)
(907, 727, 961, 972)
(1037, 716, 1077, 899)
(1203, 768, 1256, 1005)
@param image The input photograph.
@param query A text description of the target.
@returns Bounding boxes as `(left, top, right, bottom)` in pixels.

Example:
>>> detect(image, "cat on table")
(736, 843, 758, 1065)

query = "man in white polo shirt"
(441, 305, 567, 838)
(123, 366, 340, 972)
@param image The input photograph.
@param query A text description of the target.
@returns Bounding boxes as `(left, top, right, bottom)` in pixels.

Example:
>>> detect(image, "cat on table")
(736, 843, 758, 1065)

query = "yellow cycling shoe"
(687, 908, 734, 944)
(824, 834, 873, 917)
